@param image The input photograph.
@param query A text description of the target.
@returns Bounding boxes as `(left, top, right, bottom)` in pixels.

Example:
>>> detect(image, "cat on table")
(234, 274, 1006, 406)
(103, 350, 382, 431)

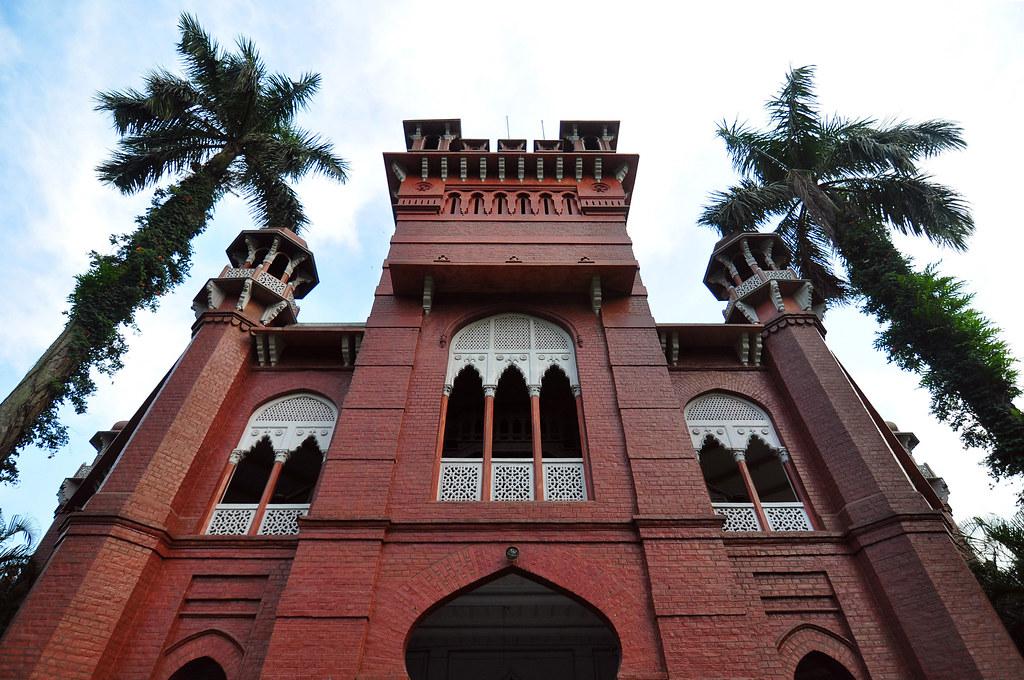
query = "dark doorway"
(168, 657, 227, 680)
(406, 573, 620, 680)
(794, 651, 856, 680)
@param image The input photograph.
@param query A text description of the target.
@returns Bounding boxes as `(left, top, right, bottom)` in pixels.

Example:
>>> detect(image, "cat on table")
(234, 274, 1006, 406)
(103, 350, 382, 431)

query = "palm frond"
(97, 126, 222, 192)
(835, 173, 974, 249)
(766, 65, 820, 159)
(94, 88, 159, 136)
(715, 121, 788, 182)
(239, 160, 308, 232)
(176, 13, 222, 101)
(776, 207, 850, 304)
(698, 180, 793, 235)
(263, 72, 321, 122)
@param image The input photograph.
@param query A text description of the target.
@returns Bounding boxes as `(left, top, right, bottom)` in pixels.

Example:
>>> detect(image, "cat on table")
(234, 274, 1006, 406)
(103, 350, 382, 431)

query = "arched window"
(447, 192, 462, 215)
(265, 252, 290, 279)
(516, 193, 532, 216)
(562, 193, 578, 215)
(437, 314, 587, 502)
(540, 193, 555, 215)
(470, 192, 486, 215)
(686, 393, 813, 532)
(205, 393, 336, 536)
(494, 192, 509, 215)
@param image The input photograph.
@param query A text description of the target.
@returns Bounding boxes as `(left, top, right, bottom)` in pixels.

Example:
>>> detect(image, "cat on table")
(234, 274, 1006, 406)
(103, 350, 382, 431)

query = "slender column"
(481, 386, 496, 501)
(431, 386, 451, 499)
(529, 386, 543, 500)
(249, 450, 289, 535)
(733, 450, 769, 531)
(200, 449, 243, 531)
(779, 448, 820, 529)
(573, 387, 593, 499)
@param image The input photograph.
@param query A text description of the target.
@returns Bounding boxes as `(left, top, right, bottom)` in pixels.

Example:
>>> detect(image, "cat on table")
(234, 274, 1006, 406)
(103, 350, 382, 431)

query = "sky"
(0, 1, 1022, 539)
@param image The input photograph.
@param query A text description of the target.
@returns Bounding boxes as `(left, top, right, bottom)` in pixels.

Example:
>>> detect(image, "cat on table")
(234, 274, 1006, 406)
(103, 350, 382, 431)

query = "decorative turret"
(191, 228, 319, 327)
(703, 233, 819, 325)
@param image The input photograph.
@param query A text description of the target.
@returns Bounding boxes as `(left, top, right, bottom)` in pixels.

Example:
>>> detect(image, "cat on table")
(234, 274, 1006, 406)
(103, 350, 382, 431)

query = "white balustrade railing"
(712, 503, 762, 532)
(492, 459, 534, 501)
(437, 458, 589, 502)
(763, 502, 813, 531)
(258, 504, 309, 535)
(207, 504, 257, 535)
(206, 503, 309, 536)
(542, 459, 586, 501)
(712, 502, 813, 532)
(438, 459, 483, 501)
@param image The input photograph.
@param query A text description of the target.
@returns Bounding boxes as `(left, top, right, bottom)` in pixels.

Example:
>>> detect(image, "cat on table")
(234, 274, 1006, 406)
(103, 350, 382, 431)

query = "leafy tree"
(700, 65, 1024, 484)
(961, 513, 1024, 652)
(0, 14, 348, 481)
(0, 512, 37, 635)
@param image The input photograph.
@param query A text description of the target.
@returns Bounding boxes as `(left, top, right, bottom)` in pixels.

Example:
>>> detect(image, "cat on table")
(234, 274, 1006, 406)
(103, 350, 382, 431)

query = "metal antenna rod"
(541, 120, 546, 139)
(505, 115, 510, 138)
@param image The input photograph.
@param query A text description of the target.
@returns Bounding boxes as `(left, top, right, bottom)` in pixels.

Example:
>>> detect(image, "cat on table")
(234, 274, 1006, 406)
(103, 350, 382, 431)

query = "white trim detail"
(444, 314, 579, 391)
(685, 392, 782, 452)
(234, 393, 338, 455)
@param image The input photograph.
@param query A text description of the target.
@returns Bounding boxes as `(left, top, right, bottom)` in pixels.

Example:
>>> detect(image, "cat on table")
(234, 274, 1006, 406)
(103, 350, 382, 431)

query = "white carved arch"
(445, 314, 579, 391)
(684, 392, 782, 453)
(234, 393, 337, 455)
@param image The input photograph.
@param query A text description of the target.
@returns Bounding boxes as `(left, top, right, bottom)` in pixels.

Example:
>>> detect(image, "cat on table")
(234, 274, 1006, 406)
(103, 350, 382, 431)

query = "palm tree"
(961, 513, 1024, 652)
(0, 512, 37, 634)
(0, 14, 348, 480)
(700, 66, 1024, 484)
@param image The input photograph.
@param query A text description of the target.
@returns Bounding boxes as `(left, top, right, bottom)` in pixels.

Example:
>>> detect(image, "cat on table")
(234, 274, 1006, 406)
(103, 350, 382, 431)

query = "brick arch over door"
(778, 624, 868, 680)
(361, 544, 666, 677)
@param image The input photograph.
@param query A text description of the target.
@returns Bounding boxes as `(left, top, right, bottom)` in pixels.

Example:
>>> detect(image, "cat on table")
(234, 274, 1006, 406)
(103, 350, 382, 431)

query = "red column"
(780, 448, 820, 530)
(200, 449, 243, 531)
(574, 389, 594, 499)
(249, 451, 288, 536)
(481, 386, 495, 501)
(529, 386, 543, 500)
(430, 389, 451, 499)
(734, 451, 769, 531)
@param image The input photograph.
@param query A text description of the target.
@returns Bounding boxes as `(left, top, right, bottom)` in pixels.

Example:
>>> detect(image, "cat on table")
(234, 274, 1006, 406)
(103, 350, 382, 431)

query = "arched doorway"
(794, 651, 856, 680)
(406, 572, 621, 680)
(168, 657, 227, 680)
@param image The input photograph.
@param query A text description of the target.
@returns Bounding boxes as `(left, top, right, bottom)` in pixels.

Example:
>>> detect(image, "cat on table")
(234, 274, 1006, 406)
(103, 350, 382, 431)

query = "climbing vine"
(836, 220, 1024, 480)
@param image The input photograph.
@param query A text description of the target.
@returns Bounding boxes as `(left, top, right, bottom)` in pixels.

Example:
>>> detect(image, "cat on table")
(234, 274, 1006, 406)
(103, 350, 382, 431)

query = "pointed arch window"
(204, 393, 336, 536)
(436, 314, 589, 502)
(686, 393, 815, 532)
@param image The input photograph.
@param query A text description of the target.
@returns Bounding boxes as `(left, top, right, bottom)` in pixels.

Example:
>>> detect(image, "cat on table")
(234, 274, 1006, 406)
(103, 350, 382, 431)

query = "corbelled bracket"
(590, 275, 603, 315)
(423, 275, 435, 315)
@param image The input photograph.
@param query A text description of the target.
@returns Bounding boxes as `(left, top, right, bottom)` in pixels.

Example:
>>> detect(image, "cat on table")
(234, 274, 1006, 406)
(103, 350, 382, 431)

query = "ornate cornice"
(760, 312, 826, 338)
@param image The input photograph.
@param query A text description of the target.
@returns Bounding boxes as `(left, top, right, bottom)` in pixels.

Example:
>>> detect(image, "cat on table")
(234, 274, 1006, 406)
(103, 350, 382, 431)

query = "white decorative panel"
(438, 460, 482, 501)
(543, 460, 586, 501)
(256, 396, 336, 423)
(225, 267, 254, 278)
(685, 393, 781, 451)
(734, 275, 762, 298)
(453, 321, 490, 351)
(236, 394, 338, 458)
(445, 314, 579, 389)
(207, 505, 256, 535)
(688, 395, 766, 422)
(256, 271, 287, 295)
(534, 321, 570, 350)
(712, 503, 762, 532)
(494, 316, 530, 351)
(258, 505, 308, 535)
(764, 503, 813, 531)
(491, 460, 534, 501)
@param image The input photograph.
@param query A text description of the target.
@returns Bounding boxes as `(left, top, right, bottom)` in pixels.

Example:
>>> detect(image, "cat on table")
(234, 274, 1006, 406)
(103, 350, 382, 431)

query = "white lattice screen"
(686, 394, 767, 422)
(255, 395, 336, 423)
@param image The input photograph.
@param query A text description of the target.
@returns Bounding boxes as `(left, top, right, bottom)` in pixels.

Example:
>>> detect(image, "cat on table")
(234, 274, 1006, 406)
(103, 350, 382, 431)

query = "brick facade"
(1, 119, 1020, 679)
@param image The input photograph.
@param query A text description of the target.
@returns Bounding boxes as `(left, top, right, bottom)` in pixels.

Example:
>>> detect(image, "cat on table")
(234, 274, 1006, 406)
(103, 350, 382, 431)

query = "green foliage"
(700, 66, 1024, 484)
(0, 512, 37, 634)
(2, 13, 347, 477)
(961, 513, 1024, 652)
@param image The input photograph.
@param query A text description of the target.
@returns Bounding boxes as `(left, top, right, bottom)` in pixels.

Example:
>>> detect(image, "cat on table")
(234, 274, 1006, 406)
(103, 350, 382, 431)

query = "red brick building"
(1, 119, 1021, 679)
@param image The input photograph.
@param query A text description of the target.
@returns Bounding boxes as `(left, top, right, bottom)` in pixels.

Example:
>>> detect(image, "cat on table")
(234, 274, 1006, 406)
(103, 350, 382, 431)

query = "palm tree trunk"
(834, 221, 1024, 474)
(0, 150, 236, 477)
